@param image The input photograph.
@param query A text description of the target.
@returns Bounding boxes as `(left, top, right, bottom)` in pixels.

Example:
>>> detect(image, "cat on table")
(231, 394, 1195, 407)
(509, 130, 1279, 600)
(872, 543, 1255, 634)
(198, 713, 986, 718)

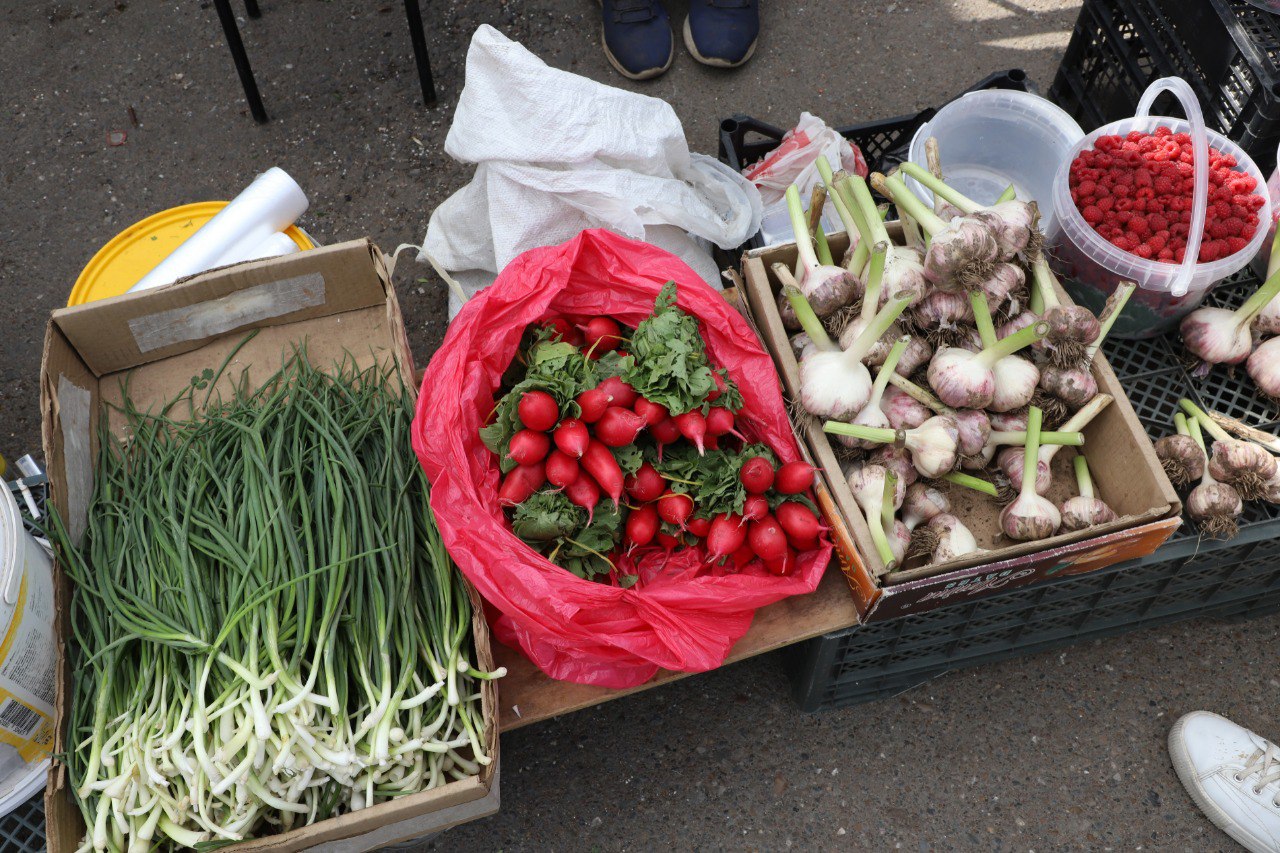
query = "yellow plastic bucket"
(69, 202, 315, 307)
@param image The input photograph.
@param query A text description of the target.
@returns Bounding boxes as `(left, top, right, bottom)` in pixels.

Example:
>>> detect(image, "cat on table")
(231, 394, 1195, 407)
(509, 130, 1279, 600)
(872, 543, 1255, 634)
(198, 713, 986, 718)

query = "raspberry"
(1227, 236, 1249, 255)
(1148, 214, 1169, 231)
(1158, 248, 1174, 261)
(1081, 205, 1103, 225)
(1077, 180, 1098, 197)
(1222, 216, 1246, 236)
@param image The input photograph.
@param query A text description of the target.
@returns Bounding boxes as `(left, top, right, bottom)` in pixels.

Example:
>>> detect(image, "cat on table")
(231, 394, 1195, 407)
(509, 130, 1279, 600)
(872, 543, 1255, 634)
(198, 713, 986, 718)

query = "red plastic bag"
(413, 229, 832, 688)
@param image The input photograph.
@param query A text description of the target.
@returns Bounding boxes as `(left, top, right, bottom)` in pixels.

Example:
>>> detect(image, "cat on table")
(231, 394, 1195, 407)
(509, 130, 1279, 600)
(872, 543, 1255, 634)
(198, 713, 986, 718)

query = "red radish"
(739, 456, 775, 494)
(580, 440, 624, 506)
(543, 317, 581, 345)
(597, 376, 638, 408)
(576, 387, 612, 423)
(657, 491, 694, 528)
(651, 417, 681, 445)
(765, 546, 797, 576)
(656, 530, 681, 550)
(498, 461, 545, 506)
(707, 371, 727, 402)
(705, 434, 721, 451)
(553, 419, 589, 458)
(706, 513, 747, 561)
(741, 494, 769, 523)
(706, 407, 744, 440)
(687, 516, 712, 537)
(775, 461, 815, 495)
(788, 534, 820, 552)
(747, 515, 789, 561)
(545, 450, 580, 489)
(730, 543, 755, 568)
(625, 463, 665, 502)
(633, 397, 669, 427)
(625, 504, 659, 547)
(673, 410, 708, 454)
(776, 502, 822, 543)
(508, 429, 551, 466)
(580, 317, 623, 355)
(595, 406, 647, 448)
(565, 473, 601, 522)
(518, 390, 559, 432)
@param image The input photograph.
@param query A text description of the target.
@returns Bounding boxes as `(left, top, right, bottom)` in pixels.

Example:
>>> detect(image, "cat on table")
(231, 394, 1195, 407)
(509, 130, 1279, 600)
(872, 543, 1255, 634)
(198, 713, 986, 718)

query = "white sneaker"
(1169, 711, 1280, 853)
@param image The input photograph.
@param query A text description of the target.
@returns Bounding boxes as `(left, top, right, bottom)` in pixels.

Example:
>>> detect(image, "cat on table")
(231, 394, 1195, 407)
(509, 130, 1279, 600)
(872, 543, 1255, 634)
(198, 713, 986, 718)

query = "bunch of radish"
(777, 146, 1132, 573)
(486, 282, 829, 587)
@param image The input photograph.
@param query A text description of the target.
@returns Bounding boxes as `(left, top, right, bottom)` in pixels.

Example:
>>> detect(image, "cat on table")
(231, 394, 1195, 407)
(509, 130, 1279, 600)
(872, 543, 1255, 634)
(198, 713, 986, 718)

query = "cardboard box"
(740, 231, 1183, 622)
(40, 239, 499, 851)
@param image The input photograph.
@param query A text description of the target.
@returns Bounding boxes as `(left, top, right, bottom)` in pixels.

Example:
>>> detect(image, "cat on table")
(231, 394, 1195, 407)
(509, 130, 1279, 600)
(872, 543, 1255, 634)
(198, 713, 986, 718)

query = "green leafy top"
(510, 490, 626, 582)
(622, 282, 741, 416)
(652, 442, 778, 518)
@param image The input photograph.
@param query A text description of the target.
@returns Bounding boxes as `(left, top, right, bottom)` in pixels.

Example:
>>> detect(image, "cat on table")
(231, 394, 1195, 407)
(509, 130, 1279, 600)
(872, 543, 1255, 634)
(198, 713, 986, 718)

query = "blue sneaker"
(683, 0, 759, 68)
(600, 0, 674, 80)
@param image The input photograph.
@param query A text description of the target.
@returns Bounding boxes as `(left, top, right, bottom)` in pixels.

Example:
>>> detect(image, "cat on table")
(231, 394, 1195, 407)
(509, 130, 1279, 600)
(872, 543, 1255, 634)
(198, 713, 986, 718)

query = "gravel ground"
(3, 1, 1274, 850)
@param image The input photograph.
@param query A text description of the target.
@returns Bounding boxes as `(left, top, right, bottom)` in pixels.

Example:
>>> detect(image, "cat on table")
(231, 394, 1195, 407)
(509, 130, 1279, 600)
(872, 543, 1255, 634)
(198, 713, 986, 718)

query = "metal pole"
(403, 0, 437, 107)
(213, 0, 269, 123)
(245, 0, 262, 19)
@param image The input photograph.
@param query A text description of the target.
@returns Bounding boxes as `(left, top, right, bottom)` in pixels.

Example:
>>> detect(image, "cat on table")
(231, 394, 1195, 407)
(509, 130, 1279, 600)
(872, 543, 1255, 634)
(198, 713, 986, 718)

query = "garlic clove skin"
(799, 352, 871, 420)
(888, 520, 911, 563)
(1247, 336, 1280, 397)
(912, 288, 974, 331)
(845, 403, 892, 450)
(1000, 493, 1061, 541)
(790, 332, 817, 362)
(803, 265, 861, 317)
(1154, 434, 1205, 487)
(847, 462, 906, 513)
(1059, 496, 1118, 532)
(989, 410, 1028, 432)
(1207, 439, 1278, 499)
(895, 335, 934, 377)
(902, 482, 950, 529)
(928, 348, 995, 409)
(1044, 304, 1101, 345)
(1262, 468, 1280, 504)
(989, 354, 1040, 413)
(953, 409, 992, 458)
(883, 247, 929, 305)
(1256, 294, 1280, 336)
(869, 445, 919, 488)
(923, 218, 1000, 292)
(929, 513, 980, 562)
(904, 415, 960, 478)
(1188, 481, 1243, 538)
(997, 446, 1052, 495)
(1039, 364, 1098, 409)
(880, 385, 931, 431)
(838, 317, 902, 367)
(979, 262, 1027, 317)
(1180, 306, 1254, 366)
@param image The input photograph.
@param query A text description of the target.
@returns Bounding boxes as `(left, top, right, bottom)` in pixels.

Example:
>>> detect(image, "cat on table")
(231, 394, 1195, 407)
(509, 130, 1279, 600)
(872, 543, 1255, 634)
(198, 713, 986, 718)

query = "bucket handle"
(1136, 77, 1209, 298)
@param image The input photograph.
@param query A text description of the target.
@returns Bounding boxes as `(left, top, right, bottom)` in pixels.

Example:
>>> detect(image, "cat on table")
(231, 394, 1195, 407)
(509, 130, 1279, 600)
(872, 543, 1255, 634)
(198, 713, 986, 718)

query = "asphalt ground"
(3, 1, 1274, 850)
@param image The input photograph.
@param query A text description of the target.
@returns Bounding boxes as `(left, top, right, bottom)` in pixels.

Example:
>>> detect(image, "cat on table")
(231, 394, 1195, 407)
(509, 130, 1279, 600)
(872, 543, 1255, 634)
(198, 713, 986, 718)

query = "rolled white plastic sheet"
(214, 231, 302, 267)
(128, 167, 308, 292)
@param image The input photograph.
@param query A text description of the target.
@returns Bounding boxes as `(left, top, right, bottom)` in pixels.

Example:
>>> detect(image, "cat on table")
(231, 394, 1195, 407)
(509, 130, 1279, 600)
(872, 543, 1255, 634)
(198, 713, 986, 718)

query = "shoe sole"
(598, 18, 673, 80)
(682, 16, 758, 69)
(1169, 712, 1277, 853)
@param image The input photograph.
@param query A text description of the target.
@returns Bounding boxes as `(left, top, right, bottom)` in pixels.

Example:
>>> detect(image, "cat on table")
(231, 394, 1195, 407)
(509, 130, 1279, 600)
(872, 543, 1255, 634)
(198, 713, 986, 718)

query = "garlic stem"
(990, 430, 1085, 446)
(846, 174, 892, 249)
(1175, 412, 1190, 437)
(1031, 257, 1061, 310)
(1179, 398, 1233, 445)
(1084, 282, 1136, 361)
(900, 210, 925, 250)
(970, 290, 999, 349)
(869, 337, 910, 411)
(786, 184, 821, 274)
(808, 184, 828, 237)
(832, 177, 874, 272)
(1187, 417, 1215, 487)
(1233, 265, 1280, 328)
(974, 320, 1049, 368)
(997, 184, 1017, 204)
(818, 158, 864, 256)
(815, 221, 834, 266)
(1042, 394, 1114, 465)
(925, 137, 946, 213)
(864, 478, 896, 571)
(882, 470, 898, 537)
(1074, 454, 1095, 500)
(779, 278, 836, 352)
(1268, 225, 1280, 279)
(862, 242, 889, 323)
(1021, 407, 1044, 497)
(943, 471, 997, 497)
(847, 292, 914, 364)
(1208, 410, 1280, 453)
(872, 172, 948, 235)
(887, 373, 952, 414)
(900, 162, 980, 213)
(823, 421, 899, 444)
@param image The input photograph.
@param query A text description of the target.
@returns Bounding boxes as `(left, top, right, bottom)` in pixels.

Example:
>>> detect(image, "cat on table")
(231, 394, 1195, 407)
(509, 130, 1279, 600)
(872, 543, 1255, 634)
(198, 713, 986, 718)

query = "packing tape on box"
(128, 167, 309, 293)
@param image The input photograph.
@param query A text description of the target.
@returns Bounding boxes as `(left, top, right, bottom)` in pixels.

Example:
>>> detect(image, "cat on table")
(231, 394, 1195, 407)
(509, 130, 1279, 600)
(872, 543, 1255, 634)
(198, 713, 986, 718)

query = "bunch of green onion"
(49, 343, 502, 852)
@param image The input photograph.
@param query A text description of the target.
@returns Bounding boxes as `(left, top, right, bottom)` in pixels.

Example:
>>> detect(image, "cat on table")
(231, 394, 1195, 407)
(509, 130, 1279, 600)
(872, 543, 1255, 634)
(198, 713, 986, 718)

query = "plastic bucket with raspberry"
(1046, 78, 1270, 340)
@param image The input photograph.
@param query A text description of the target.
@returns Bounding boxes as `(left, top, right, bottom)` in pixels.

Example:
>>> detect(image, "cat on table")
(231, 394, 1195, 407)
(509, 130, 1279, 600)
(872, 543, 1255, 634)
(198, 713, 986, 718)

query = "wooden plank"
(496, 567, 861, 731)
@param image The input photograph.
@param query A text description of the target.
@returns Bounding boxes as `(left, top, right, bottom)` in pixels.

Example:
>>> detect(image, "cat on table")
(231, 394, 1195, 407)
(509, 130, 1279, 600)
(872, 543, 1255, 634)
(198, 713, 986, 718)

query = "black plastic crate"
(1049, 0, 1280, 175)
(716, 70, 1032, 253)
(786, 267, 1280, 712)
(0, 794, 46, 853)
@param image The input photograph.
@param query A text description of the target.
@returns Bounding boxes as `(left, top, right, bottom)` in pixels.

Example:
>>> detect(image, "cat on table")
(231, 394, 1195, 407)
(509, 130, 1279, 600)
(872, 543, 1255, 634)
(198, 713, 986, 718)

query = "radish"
(625, 504, 659, 547)
(499, 462, 546, 506)
(596, 406, 647, 447)
(706, 407, 745, 441)
(625, 463, 665, 502)
(657, 491, 694, 528)
(545, 450, 581, 489)
(731, 543, 756, 568)
(687, 516, 712, 537)
(747, 515, 789, 561)
(581, 440, 624, 506)
(565, 473, 601, 522)
(673, 410, 708, 454)
(707, 371, 727, 402)
(597, 376, 638, 408)
(742, 494, 769, 523)
(739, 456, 775, 494)
(543, 317, 581, 345)
(776, 502, 822, 543)
(634, 398, 669, 427)
(508, 429, 551, 466)
(765, 546, 797, 576)
(553, 419, 589, 459)
(707, 513, 747, 561)
(651, 417, 681, 445)
(775, 461, 815, 495)
(656, 531, 681, 550)
(580, 317, 623, 355)
(518, 390, 559, 432)
(576, 387, 612, 423)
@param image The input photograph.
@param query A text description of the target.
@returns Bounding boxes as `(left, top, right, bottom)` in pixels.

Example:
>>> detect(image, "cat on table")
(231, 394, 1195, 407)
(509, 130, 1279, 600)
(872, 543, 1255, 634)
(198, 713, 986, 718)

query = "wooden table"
(495, 567, 861, 731)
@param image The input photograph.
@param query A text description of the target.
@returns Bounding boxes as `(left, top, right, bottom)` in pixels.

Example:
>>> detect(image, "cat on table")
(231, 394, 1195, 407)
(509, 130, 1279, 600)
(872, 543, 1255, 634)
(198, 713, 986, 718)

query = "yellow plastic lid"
(69, 201, 315, 307)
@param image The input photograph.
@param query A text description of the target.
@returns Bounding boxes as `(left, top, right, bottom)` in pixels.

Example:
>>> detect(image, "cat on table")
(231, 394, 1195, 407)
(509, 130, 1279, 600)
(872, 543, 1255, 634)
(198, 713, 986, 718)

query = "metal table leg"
(245, 0, 262, 19)
(213, 0, 269, 123)
(403, 0, 437, 107)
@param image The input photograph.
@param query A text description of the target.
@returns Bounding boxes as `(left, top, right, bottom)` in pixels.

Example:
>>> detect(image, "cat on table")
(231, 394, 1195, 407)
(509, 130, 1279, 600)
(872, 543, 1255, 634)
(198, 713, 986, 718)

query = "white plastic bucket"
(0, 484, 57, 816)
(1047, 77, 1271, 339)
(906, 89, 1084, 235)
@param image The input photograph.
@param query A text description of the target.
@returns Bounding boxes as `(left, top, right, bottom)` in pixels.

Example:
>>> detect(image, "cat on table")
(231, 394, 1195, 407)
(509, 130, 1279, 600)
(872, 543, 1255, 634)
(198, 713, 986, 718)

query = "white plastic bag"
(741, 113, 869, 247)
(422, 26, 763, 315)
